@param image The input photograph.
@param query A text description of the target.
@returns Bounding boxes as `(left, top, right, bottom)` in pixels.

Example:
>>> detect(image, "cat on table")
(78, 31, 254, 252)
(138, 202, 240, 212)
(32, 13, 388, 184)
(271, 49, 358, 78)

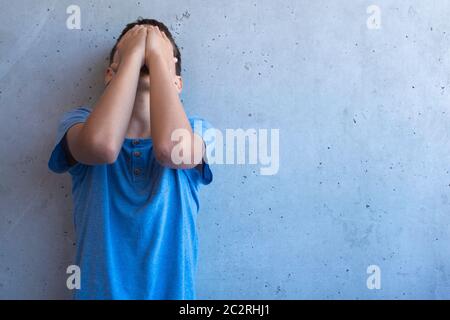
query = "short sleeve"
(185, 116, 215, 185)
(48, 106, 92, 174)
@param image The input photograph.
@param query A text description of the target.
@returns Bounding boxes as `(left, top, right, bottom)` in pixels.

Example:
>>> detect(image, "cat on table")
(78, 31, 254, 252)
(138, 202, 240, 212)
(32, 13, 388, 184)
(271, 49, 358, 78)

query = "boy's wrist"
(120, 51, 144, 70)
(145, 50, 165, 68)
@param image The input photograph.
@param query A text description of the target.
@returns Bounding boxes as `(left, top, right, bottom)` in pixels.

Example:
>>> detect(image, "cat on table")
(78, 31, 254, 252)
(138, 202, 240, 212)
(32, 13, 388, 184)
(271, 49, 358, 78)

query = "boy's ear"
(174, 76, 183, 94)
(105, 67, 114, 86)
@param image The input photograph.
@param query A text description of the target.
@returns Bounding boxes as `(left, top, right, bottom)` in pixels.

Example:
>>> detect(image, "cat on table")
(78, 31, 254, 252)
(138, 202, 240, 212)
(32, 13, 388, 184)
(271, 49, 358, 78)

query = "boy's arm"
(65, 25, 147, 165)
(146, 26, 205, 169)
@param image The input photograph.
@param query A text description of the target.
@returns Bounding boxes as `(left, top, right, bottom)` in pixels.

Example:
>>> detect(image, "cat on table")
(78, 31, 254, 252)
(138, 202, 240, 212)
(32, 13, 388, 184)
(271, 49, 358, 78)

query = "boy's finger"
(163, 33, 171, 45)
(162, 32, 171, 44)
(128, 25, 138, 35)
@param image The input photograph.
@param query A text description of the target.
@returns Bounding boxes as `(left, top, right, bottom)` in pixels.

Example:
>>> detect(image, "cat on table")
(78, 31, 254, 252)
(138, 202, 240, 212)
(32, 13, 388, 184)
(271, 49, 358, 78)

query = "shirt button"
(133, 168, 141, 176)
(133, 151, 141, 157)
(132, 140, 140, 146)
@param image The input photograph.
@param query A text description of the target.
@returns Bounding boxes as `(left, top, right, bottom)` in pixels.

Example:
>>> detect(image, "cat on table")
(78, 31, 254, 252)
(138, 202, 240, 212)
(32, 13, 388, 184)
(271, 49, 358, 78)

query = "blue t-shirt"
(48, 106, 214, 300)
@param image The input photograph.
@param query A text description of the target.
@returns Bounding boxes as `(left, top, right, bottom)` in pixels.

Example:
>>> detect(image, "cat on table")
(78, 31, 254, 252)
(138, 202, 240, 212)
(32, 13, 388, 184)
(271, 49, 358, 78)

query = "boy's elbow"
(101, 145, 119, 164)
(90, 138, 119, 164)
(154, 143, 198, 169)
(154, 143, 174, 167)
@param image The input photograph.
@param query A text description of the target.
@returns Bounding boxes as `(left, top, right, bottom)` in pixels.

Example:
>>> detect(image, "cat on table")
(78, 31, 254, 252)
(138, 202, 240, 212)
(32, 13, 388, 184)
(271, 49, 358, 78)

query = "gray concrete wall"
(1, 0, 449, 299)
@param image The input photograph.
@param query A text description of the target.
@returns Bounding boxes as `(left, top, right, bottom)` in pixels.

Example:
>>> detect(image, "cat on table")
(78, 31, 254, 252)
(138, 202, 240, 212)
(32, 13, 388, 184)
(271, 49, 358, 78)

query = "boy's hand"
(145, 26, 177, 74)
(116, 25, 147, 67)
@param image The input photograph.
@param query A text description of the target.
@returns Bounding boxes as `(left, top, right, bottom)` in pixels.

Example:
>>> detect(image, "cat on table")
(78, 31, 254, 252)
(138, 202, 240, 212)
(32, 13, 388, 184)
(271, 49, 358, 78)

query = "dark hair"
(110, 18, 181, 76)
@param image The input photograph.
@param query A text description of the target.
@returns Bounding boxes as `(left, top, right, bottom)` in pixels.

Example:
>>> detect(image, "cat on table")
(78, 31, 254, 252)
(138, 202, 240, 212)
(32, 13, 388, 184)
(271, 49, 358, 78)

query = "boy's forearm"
(148, 54, 199, 166)
(81, 56, 141, 153)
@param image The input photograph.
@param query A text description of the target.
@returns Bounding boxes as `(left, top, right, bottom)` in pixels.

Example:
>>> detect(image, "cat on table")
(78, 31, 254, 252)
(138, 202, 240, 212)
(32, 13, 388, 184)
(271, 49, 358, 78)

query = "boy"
(48, 18, 214, 299)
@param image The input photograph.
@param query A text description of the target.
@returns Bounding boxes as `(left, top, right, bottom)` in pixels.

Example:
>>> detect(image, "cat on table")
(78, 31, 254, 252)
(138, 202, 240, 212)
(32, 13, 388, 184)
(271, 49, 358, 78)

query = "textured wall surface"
(1, 0, 450, 299)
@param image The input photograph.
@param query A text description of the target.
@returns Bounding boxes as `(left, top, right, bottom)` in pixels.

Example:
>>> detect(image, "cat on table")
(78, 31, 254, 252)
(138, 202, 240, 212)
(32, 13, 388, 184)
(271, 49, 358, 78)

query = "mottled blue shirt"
(48, 106, 214, 299)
